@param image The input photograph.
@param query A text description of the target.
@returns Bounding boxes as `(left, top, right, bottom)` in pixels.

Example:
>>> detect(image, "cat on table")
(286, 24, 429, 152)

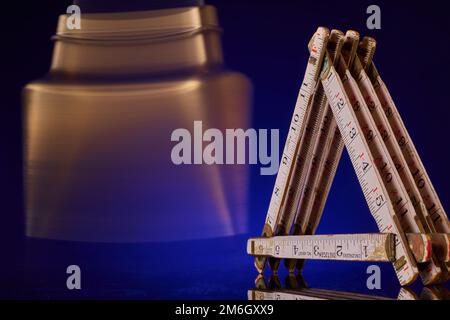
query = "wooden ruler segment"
(301, 31, 363, 239)
(268, 30, 345, 272)
(266, 29, 345, 272)
(286, 31, 362, 273)
(352, 39, 444, 284)
(367, 54, 450, 281)
(406, 233, 432, 263)
(420, 286, 450, 300)
(367, 63, 450, 235)
(255, 27, 329, 273)
(430, 233, 450, 262)
(320, 50, 419, 285)
(251, 27, 450, 286)
(248, 233, 395, 262)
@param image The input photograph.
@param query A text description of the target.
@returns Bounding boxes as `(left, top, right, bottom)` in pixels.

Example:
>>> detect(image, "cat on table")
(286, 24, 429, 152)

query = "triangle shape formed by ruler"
(247, 27, 450, 286)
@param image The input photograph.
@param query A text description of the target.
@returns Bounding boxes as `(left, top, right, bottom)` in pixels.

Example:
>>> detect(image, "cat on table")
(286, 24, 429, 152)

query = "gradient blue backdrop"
(0, 0, 449, 299)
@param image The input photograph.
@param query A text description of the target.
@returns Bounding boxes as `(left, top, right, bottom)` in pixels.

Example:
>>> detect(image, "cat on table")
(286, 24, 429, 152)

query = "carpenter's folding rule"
(248, 27, 450, 286)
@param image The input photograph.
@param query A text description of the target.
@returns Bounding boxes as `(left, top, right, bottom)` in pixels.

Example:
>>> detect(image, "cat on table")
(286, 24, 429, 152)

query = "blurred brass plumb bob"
(23, 5, 252, 242)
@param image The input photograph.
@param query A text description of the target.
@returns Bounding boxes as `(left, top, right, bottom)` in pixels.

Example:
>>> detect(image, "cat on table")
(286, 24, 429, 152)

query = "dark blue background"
(0, 0, 449, 299)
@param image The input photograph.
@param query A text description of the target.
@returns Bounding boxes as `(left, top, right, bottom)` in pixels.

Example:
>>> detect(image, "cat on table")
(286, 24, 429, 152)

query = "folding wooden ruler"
(249, 27, 450, 286)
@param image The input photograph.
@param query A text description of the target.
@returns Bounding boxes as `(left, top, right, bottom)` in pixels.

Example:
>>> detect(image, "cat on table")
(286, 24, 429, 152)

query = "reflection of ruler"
(249, 289, 392, 301)
(250, 27, 450, 286)
(248, 275, 449, 300)
(249, 274, 393, 300)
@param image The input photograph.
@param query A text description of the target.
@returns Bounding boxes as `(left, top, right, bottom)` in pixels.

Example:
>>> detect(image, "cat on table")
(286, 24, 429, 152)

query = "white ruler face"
(255, 27, 329, 273)
(262, 27, 329, 234)
(295, 31, 361, 238)
(292, 95, 333, 236)
(320, 60, 418, 285)
(356, 40, 428, 228)
(274, 30, 345, 273)
(252, 27, 450, 286)
(279, 86, 327, 235)
(351, 54, 443, 284)
(368, 63, 450, 235)
(305, 127, 343, 234)
(248, 234, 395, 262)
(277, 87, 329, 273)
(289, 30, 345, 236)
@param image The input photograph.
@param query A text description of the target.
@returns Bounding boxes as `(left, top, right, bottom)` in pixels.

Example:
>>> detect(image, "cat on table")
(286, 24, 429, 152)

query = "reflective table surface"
(2, 235, 448, 300)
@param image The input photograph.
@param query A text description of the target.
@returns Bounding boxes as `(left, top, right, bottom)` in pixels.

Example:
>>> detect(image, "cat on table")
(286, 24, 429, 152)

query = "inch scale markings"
(286, 30, 361, 272)
(368, 59, 450, 279)
(269, 29, 346, 272)
(368, 62, 450, 234)
(342, 47, 442, 284)
(248, 233, 395, 262)
(250, 27, 450, 286)
(320, 53, 419, 285)
(255, 27, 330, 273)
